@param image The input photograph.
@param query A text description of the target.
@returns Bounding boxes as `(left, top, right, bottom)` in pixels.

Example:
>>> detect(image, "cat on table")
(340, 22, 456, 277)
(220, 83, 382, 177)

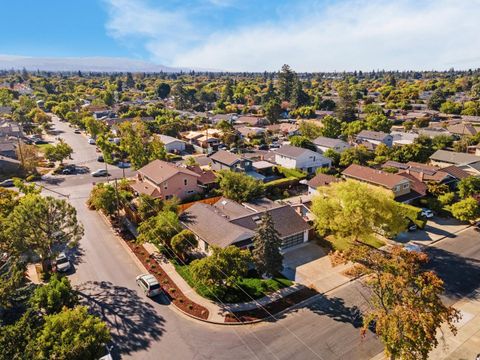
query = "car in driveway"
(421, 208, 434, 219)
(91, 169, 109, 177)
(0, 179, 14, 187)
(55, 252, 71, 272)
(136, 274, 162, 297)
(88, 138, 96, 145)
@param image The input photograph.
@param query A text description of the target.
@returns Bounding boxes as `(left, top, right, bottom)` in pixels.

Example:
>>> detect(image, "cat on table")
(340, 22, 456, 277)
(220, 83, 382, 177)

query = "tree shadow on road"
(426, 247, 480, 304)
(76, 281, 165, 358)
(39, 176, 66, 186)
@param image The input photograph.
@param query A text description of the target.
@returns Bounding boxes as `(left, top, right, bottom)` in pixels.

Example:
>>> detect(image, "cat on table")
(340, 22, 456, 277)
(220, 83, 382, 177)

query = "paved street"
(34, 116, 480, 360)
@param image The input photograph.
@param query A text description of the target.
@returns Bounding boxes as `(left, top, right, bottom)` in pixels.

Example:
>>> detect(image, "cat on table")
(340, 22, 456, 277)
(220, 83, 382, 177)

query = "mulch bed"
(224, 287, 318, 323)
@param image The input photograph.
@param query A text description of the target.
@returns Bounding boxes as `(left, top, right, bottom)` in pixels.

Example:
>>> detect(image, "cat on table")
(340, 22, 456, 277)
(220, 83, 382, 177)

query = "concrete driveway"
(396, 216, 470, 245)
(282, 242, 351, 293)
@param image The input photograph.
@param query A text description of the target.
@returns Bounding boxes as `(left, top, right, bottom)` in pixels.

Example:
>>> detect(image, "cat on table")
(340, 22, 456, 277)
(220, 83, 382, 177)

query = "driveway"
(396, 216, 470, 245)
(282, 242, 351, 293)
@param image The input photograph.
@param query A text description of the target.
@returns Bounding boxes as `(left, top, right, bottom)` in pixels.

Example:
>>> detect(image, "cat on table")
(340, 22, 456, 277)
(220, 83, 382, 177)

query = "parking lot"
(396, 216, 471, 245)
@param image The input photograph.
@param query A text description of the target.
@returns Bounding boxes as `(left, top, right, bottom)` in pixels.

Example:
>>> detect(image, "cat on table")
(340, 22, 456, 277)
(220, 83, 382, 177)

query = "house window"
(164, 182, 168, 190)
(403, 184, 409, 189)
(184, 178, 188, 186)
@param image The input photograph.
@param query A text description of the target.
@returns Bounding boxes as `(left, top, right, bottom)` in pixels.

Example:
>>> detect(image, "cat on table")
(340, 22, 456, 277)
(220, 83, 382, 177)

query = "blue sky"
(1, 0, 480, 71)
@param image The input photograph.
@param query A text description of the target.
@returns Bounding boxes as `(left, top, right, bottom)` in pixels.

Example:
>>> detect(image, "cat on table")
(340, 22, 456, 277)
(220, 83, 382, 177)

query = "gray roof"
(275, 144, 317, 159)
(213, 197, 253, 219)
(357, 130, 390, 141)
(312, 136, 347, 148)
(182, 203, 255, 248)
(157, 134, 184, 145)
(430, 150, 480, 165)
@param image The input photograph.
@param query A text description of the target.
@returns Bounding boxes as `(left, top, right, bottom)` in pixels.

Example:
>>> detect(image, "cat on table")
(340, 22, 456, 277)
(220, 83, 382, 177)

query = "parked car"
(74, 129, 81, 134)
(136, 274, 162, 297)
(88, 138, 96, 145)
(474, 222, 480, 232)
(421, 208, 434, 219)
(97, 155, 104, 162)
(117, 161, 131, 169)
(0, 179, 14, 187)
(62, 167, 75, 175)
(91, 169, 109, 177)
(407, 221, 417, 232)
(257, 144, 269, 150)
(34, 139, 48, 145)
(55, 252, 71, 272)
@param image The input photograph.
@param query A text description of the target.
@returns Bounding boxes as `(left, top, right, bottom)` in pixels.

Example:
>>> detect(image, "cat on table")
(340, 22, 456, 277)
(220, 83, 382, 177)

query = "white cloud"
(104, 0, 480, 71)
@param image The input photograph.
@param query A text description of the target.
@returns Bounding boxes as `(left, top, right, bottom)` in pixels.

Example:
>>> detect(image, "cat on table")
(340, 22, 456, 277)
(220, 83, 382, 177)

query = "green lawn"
(36, 143, 51, 151)
(325, 234, 385, 251)
(173, 261, 293, 303)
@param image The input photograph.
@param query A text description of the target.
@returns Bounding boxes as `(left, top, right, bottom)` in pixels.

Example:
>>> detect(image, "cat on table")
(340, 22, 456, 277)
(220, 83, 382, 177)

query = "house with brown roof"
(429, 150, 480, 175)
(342, 164, 421, 202)
(446, 123, 478, 137)
(181, 197, 310, 253)
(235, 116, 269, 127)
(307, 173, 341, 195)
(382, 161, 469, 185)
(131, 159, 202, 201)
(356, 130, 393, 148)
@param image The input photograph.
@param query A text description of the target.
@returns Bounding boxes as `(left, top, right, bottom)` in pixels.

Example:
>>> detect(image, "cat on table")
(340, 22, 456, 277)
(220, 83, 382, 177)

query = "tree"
(171, 229, 198, 261)
(289, 135, 316, 151)
(217, 170, 264, 202)
(311, 180, 407, 244)
(343, 245, 460, 360)
(126, 72, 135, 88)
(221, 78, 234, 102)
(156, 82, 171, 99)
(29, 274, 78, 314)
(426, 182, 449, 197)
(440, 100, 462, 114)
(83, 116, 107, 138)
(336, 82, 357, 122)
(252, 213, 283, 277)
(449, 197, 479, 222)
(278, 64, 296, 101)
(264, 98, 282, 123)
(30, 306, 110, 360)
(185, 156, 199, 166)
(432, 134, 453, 150)
(190, 246, 251, 295)
(323, 149, 341, 167)
(137, 210, 181, 247)
(87, 183, 117, 216)
(18, 144, 40, 174)
(44, 139, 73, 164)
(299, 120, 322, 140)
(341, 120, 366, 139)
(457, 176, 480, 198)
(366, 114, 392, 133)
(339, 145, 374, 167)
(427, 89, 446, 110)
(291, 80, 310, 108)
(5, 194, 84, 272)
(136, 193, 164, 221)
(320, 115, 342, 138)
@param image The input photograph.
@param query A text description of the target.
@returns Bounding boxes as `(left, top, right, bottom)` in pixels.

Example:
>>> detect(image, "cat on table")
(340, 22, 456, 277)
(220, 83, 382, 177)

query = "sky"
(1, 0, 480, 72)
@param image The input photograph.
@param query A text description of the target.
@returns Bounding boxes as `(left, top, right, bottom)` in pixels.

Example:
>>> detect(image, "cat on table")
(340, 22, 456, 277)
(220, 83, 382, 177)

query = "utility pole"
(114, 178, 120, 219)
(16, 136, 25, 168)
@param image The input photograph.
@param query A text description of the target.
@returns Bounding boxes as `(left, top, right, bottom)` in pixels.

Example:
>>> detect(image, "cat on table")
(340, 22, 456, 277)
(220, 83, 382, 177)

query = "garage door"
(281, 232, 304, 249)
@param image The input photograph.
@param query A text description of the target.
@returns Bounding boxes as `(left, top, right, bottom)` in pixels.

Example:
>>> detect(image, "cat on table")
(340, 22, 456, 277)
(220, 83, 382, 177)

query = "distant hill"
(0, 55, 192, 73)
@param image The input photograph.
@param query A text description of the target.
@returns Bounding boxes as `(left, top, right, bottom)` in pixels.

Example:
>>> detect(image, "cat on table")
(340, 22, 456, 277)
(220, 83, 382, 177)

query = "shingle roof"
(312, 136, 347, 148)
(182, 203, 255, 248)
(307, 173, 340, 188)
(274, 144, 315, 158)
(209, 150, 241, 166)
(138, 159, 199, 184)
(447, 123, 477, 136)
(213, 197, 253, 219)
(157, 134, 185, 145)
(357, 130, 390, 141)
(430, 150, 480, 165)
(342, 164, 408, 189)
(441, 165, 470, 180)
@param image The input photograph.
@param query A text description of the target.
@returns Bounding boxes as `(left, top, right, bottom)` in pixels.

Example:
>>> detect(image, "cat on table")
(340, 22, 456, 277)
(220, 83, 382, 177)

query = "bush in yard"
(458, 176, 480, 199)
(29, 274, 78, 314)
(217, 170, 264, 202)
(448, 197, 480, 222)
(87, 183, 117, 215)
(438, 192, 456, 207)
(190, 246, 251, 296)
(171, 229, 198, 261)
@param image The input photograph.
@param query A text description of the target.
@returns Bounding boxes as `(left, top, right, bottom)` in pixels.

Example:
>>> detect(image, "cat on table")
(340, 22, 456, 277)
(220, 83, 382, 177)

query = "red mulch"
(224, 287, 318, 323)
(125, 240, 209, 320)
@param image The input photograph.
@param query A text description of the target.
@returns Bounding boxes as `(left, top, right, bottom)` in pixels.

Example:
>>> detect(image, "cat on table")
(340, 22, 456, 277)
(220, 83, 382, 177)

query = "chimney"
(420, 171, 424, 181)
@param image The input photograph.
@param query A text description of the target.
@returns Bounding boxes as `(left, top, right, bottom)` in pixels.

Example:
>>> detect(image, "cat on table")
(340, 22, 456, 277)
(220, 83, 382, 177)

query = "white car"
(88, 138, 96, 145)
(55, 252, 71, 272)
(136, 274, 162, 297)
(421, 208, 434, 219)
(91, 169, 108, 177)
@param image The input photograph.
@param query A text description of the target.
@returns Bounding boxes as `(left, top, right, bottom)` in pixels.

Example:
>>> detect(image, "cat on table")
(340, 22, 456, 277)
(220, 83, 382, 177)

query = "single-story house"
(0, 120, 23, 138)
(274, 145, 331, 174)
(181, 197, 311, 253)
(131, 159, 202, 201)
(235, 116, 269, 127)
(356, 130, 393, 148)
(157, 134, 186, 153)
(390, 131, 419, 146)
(312, 136, 350, 153)
(429, 150, 480, 175)
(236, 126, 266, 139)
(306, 173, 340, 195)
(446, 123, 477, 137)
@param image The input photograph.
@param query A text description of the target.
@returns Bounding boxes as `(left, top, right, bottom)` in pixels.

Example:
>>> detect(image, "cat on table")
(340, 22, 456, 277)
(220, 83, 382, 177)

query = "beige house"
(131, 160, 202, 201)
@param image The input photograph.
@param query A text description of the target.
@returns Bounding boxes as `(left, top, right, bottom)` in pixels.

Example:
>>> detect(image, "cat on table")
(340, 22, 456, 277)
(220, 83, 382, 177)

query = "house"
(307, 173, 340, 195)
(342, 164, 422, 202)
(185, 165, 217, 192)
(0, 139, 17, 159)
(208, 150, 252, 172)
(157, 134, 186, 153)
(390, 131, 419, 146)
(211, 113, 237, 125)
(236, 127, 266, 139)
(181, 197, 310, 253)
(182, 129, 222, 150)
(0, 120, 23, 138)
(235, 116, 269, 127)
(446, 123, 478, 137)
(356, 130, 393, 147)
(274, 145, 331, 174)
(266, 123, 300, 137)
(131, 159, 202, 201)
(429, 150, 480, 175)
(312, 136, 350, 153)
(416, 128, 451, 138)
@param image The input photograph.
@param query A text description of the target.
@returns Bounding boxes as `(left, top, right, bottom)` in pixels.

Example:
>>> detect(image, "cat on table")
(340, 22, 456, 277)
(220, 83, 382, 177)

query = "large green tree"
(29, 274, 78, 314)
(343, 245, 459, 360)
(448, 197, 479, 222)
(252, 213, 283, 277)
(171, 229, 198, 261)
(137, 210, 181, 247)
(217, 170, 264, 202)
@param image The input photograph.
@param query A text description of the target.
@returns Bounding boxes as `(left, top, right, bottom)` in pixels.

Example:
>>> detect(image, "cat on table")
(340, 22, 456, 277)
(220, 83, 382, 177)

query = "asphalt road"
(36, 116, 480, 360)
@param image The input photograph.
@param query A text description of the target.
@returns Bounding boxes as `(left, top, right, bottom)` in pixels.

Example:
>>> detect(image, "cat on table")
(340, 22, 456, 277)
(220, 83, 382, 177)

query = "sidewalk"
(143, 243, 312, 323)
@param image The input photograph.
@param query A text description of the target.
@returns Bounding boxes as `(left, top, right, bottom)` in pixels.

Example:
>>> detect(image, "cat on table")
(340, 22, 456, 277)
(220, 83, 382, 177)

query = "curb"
(422, 224, 472, 247)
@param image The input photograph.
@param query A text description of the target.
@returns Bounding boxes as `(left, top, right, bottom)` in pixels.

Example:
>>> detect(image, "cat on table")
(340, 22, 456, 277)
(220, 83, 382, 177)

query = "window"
(164, 183, 168, 190)
(403, 184, 409, 189)
(184, 178, 188, 186)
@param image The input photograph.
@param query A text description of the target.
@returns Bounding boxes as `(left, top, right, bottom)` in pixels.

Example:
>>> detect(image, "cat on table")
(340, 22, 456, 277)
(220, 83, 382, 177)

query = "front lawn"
(173, 260, 293, 303)
(325, 234, 385, 251)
